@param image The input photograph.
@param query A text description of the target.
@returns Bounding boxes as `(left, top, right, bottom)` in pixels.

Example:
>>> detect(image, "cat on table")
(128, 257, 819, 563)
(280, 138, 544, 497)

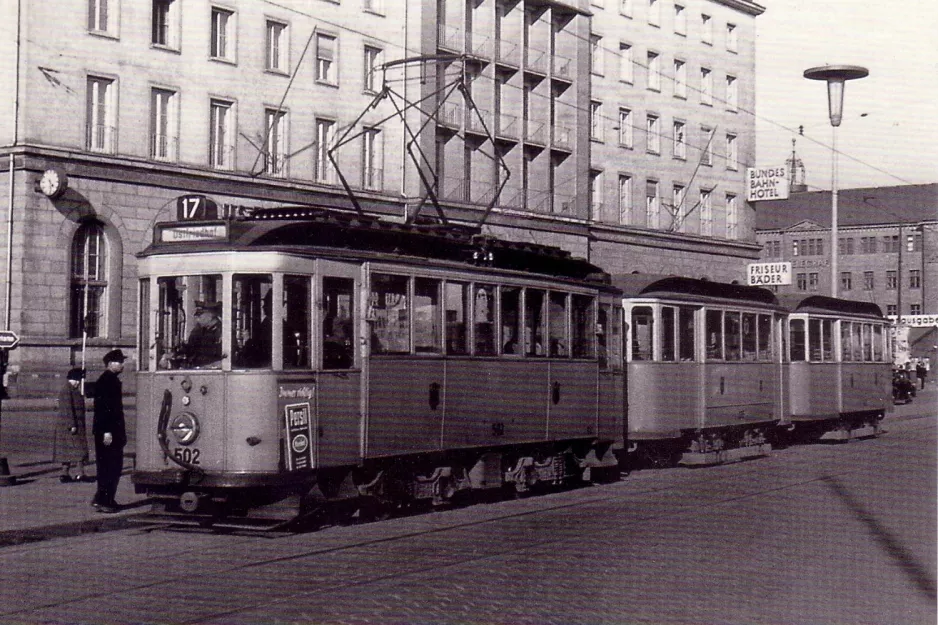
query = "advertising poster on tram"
(279, 381, 316, 470)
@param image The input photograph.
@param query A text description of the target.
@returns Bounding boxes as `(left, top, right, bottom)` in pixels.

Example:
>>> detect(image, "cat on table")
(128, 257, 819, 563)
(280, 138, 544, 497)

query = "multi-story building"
(0, 0, 764, 398)
(756, 183, 938, 358)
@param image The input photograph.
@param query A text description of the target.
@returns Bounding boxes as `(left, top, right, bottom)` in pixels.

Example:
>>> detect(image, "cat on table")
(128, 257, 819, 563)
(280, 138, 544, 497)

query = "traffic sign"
(0, 331, 20, 349)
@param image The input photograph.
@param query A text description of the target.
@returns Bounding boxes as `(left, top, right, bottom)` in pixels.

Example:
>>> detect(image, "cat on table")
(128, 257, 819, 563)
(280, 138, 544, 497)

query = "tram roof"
(141, 206, 612, 285)
(776, 294, 885, 319)
(612, 274, 783, 308)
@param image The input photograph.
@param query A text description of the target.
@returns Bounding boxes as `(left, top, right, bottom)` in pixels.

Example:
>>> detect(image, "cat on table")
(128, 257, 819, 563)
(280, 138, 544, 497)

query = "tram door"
(316, 263, 362, 467)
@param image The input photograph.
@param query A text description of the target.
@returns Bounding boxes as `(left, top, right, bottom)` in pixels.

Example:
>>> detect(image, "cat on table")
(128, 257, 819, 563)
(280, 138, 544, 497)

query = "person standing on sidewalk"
(53, 367, 90, 483)
(916, 359, 928, 390)
(92, 349, 127, 513)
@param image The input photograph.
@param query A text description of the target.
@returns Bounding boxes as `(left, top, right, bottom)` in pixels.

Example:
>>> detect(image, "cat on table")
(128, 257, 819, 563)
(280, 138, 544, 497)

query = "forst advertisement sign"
(279, 382, 316, 471)
(747, 167, 790, 201)
(747, 262, 792, 286)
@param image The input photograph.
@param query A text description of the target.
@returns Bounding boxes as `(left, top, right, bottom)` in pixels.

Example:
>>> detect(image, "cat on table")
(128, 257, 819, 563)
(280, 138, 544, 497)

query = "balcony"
(437, 101, 463, 130)
(437, 24, 462, 53)
(466, 32, 493, 61)
(552, 54, 572, 82)
(495, 112, 519, 141)
(525, 47, 548, 76)
(496, 39, 521, 68)
(150, 133, 178, 161)
(210, 144, 235, 170)
(524, 120, 547, 146)
(465, 107, 493, 136)
(552, 124, 572, 151)
(88, 124, 118, 154)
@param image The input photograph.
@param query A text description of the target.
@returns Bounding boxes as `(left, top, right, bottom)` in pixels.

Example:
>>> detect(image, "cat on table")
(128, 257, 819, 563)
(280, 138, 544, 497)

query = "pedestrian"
(916, 359, 927, 390)
(92, 349, 127, 513)
(52, 367, 91, 483)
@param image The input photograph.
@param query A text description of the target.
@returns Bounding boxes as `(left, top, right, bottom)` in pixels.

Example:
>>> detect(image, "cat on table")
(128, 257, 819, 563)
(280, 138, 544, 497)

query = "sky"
(754, 0, 938, 192)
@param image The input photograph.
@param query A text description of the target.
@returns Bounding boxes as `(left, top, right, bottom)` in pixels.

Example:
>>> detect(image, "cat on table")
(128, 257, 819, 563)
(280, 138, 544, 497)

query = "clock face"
(39, 169, 65, 198)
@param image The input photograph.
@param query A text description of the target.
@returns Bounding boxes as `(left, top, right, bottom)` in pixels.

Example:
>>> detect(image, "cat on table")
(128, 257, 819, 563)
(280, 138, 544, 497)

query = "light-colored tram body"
(133, 207, 624, 528)
(616, 275, 787, 467)
(779, 295, 892, 442)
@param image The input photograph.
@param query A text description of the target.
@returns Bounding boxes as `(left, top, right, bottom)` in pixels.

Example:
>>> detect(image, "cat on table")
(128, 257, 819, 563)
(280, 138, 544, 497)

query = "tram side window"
(139, 279, 150, 371)
(597, 304, 609, 368)
(679, 307, 695, 361)
(414, 278, 442, 354)
(572, 294, 595, 359)
(631, 306, 654, 361)
(157, 274, 223, 370)
(233, 275, 273, 369)
(525, 289, 546, 357)
(790, 318, 806, 361)
(742, 312, 757, 361)
(873, 324, 884, 361)
(852, 322, 862, 362)
(284, 276, 312, 369)
(780, 316, 788, 363)
(548, 292, 568, 357)
(445, 282, 469, 355)
(661, 306, 676, 362)
(501, 287, 522, 354)
(322, 277, 353, 369)
(705, 309, 723, 360)
(757, 314, 772, 361)
(725, 311, 741, 360)
(808, 318, 822, 362)
(821, 318, 834, 361)
(840, 322, 853, 362)
(473, 284, 496, 355)
(370, 274, 410, 355)
(862, 323, 873, 361)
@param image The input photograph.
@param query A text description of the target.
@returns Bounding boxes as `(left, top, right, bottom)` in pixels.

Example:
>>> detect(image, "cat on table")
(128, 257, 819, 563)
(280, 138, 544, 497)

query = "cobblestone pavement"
(0, 390, 934, 625)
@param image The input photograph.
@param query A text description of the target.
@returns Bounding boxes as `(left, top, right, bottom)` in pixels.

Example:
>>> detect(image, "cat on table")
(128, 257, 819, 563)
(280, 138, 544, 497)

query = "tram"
(132, 205, 624, 528)
(616, 275, 787, 467)
(779, 295, 892, 442)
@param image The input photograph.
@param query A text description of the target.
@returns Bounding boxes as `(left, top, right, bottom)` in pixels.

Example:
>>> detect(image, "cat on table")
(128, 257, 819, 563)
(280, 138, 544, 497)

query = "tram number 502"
(173, 447, 201, 465)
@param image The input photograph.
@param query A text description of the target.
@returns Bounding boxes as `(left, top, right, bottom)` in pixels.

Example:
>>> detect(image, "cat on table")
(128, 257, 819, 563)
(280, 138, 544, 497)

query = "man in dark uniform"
(92, 349, 127, 513)
(183, 301, 222, 367)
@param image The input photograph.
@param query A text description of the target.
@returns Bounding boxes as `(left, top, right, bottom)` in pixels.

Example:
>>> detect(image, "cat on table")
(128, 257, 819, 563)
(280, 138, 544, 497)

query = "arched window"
(70, 221, 108, 338)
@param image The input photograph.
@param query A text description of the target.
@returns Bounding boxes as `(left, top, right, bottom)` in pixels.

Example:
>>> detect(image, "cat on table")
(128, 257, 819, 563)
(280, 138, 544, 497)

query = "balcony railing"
(496, 39, 520, 67)
(438, 101, 462, 129)
(524, 120, 546, 146)
(466, 32, 493, 60)
(495, 112, 519, 140)
(88, 124, 117, 154)
(552, 54, 572, 81)
(150, 133, 178, 161)
(210, 144, 235, 170)
(362, 167, 384, 191)
(525, 47, 548, 75)
(552, 124, 572, 151)
(437, 24, 462, 52)
(466, 107, 493, 135)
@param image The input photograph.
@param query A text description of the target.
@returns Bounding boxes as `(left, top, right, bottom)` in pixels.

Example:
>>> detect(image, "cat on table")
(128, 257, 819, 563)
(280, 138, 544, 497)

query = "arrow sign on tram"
(0, 331, 20, 350)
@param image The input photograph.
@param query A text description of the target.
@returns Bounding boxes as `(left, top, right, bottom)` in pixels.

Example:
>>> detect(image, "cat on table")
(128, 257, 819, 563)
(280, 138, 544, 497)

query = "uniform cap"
(195, 301, 223, 314)
(102, 349, 127, 364)
(66, 367, 85, 381)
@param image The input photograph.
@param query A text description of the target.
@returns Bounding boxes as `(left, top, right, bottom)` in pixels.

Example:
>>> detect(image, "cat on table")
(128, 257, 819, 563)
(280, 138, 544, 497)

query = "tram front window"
(790, 319, 806, 361)
(631, 306, 653, 361)
(808, 319, 822, 362)
(524, 289, 546, 357)
(157, 274, 223, 370)
(661, 307, 676, 362)
(501, 287, 521, 355)
(445, 282, 469, 355)
(232, 275, 273, 369)
(757, 314, 773, 361)
(548, 292, 568, 357)
(725, 312, 741, 360)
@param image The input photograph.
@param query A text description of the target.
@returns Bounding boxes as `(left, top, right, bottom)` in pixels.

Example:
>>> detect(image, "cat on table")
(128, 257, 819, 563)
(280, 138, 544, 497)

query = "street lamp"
(804, 64, 869, 298)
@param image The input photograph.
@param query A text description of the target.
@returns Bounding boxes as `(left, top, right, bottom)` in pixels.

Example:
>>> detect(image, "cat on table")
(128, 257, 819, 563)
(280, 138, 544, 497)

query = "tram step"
(679, 443, 772, 467)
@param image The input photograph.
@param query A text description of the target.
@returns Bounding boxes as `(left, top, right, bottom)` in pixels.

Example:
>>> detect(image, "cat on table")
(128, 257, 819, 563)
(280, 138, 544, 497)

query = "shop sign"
(747, 167, 789, 201)
(747, 262, 792, 286)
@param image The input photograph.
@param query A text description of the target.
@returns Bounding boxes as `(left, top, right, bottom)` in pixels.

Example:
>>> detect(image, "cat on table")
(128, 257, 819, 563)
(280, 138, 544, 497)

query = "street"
(0, 398, 934, 625)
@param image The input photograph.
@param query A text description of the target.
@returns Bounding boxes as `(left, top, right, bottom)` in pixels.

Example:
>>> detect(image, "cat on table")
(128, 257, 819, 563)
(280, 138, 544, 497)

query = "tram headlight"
(170, 412, 200, 446)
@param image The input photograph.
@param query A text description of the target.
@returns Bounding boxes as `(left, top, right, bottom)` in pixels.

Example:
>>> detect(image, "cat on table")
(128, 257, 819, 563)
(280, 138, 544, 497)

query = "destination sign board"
(747, 167, 789, 202)
(747, 262, 792, 286)
(160, 224, 228, 243)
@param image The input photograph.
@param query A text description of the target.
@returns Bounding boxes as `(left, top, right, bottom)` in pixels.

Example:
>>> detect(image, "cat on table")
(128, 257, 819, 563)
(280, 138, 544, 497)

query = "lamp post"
(804, 65, 868, 298)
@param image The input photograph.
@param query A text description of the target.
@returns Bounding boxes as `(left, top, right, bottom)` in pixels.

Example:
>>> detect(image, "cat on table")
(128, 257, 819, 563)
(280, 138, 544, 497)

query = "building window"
(210, 8, 234, 60)
(669, 60, 686, 100)
(88, 0, 111, 33)
(647, 51, 660, 90)
(883, 235, 900, 253)
(886, 304, 897, 316)
(864, 271, 874, 290)
(264, 108, 286, 177)
(908, 233, 921, 252)
(700, 67, 712, 105)
(152, 0, 178, 48)
(590, 101, 603, 141)
(725, 133, 737, 170)
(910, 304, 922, 315)
(841, 272, 852, 291)
(619, 0, 632, 17)
(590, 34, 603, 75)
(910, 269, 921, 289)
(619, 43, 633, 83)
(726, 193, 738, 239)
(699, 189, 712, 236)
(792, 240, 799, 256)
(726, 75, 737, 112)
(671, 184, 685, 230)
(646, 114, 659, 154)
(839, 237, 855, 255)
(648, 0, 659, 26)
(701, 14, 712, 44)
(266, 20, 287, 72)
(860, 236, 878, 254)
(363, 46, 382, 93)
(645, 179, 659, 229)
(618, 175, 633, 225)
(590, 171, 603, 219)
(150, 88, 177, 161)
(316, 118, 336, 183)
(674, 4, 686, 35)
(618, 108, 633, 148)
(886, 270, 897, 290)
(808, 273, 818, 291)
(672, 121, 686, 159)
(364, 0, 384, 14)
(362, 127, 383, 190)
(726, 23, 738, 52)
(316, 33, 337, 85)
(209, 99, 233, 169)
(701, 126, 713, 165)
(70, 221, 107, 339)
(796, 273, 807, 291)
(86, 76, 116, 153)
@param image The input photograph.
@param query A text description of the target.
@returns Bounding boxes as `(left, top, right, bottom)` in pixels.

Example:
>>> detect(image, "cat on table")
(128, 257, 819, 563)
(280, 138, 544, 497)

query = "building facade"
(0, 0, 764, 397)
